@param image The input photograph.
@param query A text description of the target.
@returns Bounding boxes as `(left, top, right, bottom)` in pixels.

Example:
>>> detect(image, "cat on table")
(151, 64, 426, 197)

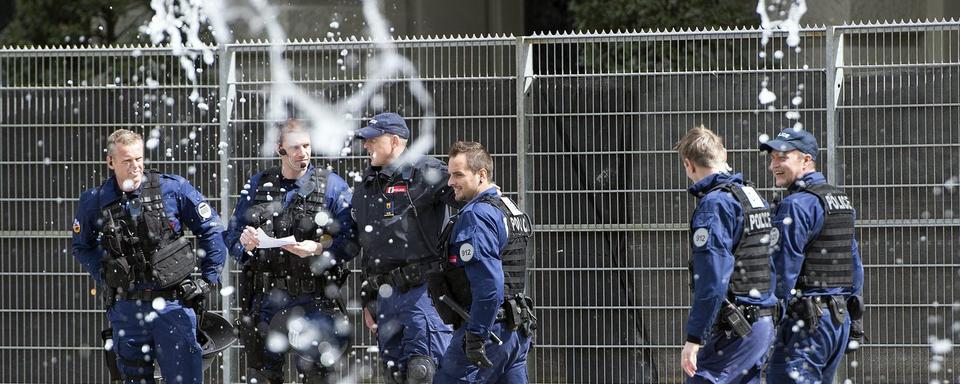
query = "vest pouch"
(151, 237, 196, 288)
(101, 257, 131, 288)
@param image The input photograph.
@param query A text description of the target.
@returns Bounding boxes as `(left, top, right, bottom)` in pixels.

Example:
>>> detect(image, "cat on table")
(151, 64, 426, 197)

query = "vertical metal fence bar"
(217, 44, 237, 384)
(825, 26, 840, 184)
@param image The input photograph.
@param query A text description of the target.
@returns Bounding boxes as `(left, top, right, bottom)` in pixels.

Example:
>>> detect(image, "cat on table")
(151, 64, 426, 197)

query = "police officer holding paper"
(760, 127, 865, 383)
(72, 129, 226, 383)
(430, 141, 536, 383)
(225, 119, 359, 383)
(676, 126, 778, 383)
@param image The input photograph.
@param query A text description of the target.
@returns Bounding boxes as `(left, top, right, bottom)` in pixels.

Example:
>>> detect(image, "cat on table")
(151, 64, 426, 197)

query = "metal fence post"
(515, 36, 534, 292)
(824, 26, 844, 184)
(217, 43, 238, 384)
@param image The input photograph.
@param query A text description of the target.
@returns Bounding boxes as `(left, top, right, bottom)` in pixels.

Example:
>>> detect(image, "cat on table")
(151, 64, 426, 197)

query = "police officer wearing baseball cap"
(352, 112, 456, 383)
(760, 127, 865, 383)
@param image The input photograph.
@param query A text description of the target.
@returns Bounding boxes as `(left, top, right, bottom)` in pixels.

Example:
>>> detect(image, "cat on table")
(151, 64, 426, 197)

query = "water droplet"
(758, 88, 777, 105)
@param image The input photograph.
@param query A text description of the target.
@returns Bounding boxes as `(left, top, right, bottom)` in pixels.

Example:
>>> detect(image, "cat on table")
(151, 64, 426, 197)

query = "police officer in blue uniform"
(760, 127, 865, 383)
(72, 129, 226, 383)
(225, 120, 359, 383)
(352, 112, 455, 383)
(431, 141, 535, 383)
(676, 127, 778, 384)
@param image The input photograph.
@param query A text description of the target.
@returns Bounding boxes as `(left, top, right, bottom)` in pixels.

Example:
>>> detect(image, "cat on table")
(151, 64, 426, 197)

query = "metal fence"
(0, 19, 958, 383)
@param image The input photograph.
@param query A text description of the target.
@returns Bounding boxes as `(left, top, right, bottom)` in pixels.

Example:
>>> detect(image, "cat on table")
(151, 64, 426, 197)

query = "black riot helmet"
(198, 311, 239, 370)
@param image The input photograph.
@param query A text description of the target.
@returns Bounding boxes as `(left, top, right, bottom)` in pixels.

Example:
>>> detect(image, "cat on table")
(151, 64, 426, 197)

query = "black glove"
(846, 318, 864, 354)
(178, 278, 211, 310)
(463, 332, 493, 368)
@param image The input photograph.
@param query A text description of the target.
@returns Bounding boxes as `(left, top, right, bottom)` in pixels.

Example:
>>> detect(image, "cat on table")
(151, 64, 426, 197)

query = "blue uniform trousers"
(250, 289, 349, 378)
(434, 322, 531, 383)
(377, 284, 453, 381)
(767, 308, 850, 384)
(107, 298, 202, 384)
(688, 316, 775, 384)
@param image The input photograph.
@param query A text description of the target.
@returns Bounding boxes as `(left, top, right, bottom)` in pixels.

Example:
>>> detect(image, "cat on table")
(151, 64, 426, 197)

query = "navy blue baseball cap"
(759, 128, 819, 160)
(356, 112, 410, 140)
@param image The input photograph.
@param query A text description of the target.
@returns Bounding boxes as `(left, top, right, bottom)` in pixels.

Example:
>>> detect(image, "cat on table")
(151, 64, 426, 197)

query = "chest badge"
(384, 201, 395, 217)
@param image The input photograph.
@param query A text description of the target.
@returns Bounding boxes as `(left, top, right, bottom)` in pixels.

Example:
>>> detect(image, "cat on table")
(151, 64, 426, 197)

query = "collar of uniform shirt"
(687, 172, 742, 198)
(788, 171, 826, 193)
(100, 175, 142, 207)
(287, 164, 316, 188)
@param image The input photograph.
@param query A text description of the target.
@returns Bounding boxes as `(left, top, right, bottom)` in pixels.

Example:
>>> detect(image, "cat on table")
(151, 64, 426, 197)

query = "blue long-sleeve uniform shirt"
(446, 187, 508, 338)
(72, 174, 227, 286)
(772, 171, 863, 300)
(685, 172, 778, 344)
(224, 165, 358, 265)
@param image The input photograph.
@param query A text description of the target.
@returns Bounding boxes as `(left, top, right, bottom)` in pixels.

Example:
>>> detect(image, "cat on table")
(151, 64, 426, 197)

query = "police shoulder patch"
(692, 227, 709, 248)
(197, 202, 212, 219)
(459, 243, 475, 262)
(72, 218, 81, 234)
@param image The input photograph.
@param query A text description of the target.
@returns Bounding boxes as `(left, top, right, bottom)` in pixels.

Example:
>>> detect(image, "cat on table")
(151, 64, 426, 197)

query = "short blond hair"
(107, 129, 143, 155)
(674, 125, 727, 169)
(278, 118, 307, 145)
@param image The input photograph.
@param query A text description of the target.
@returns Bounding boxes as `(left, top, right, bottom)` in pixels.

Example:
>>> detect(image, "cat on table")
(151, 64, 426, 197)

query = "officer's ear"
(106, 155, 115, 170)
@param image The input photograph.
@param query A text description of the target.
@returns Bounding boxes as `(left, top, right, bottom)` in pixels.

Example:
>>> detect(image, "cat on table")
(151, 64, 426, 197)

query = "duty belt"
(368, 260, 444, 294)
(117, 288, 178, 302)
(253, 273, 331, 299)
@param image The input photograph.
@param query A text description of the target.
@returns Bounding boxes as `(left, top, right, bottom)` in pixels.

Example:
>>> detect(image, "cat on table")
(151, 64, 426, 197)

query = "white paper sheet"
(255, 227, 297, 248)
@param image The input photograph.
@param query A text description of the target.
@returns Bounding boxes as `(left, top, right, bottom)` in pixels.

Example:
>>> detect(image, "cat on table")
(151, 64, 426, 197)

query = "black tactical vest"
(246, 167, 343, 285)
(687, 183, 773, 297)
(796, 183, 856, 289)
(719, 183, 774, 296)
(433, 194, 533, 321)
(99, 172, 196, 289)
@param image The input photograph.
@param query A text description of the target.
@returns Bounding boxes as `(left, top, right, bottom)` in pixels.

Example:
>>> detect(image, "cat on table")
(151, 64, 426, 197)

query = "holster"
(827, 295, 846, 326)
(237, 266, 266, 369)
(789, 297, 824, 330)
(513, 295, 538, 338)
(846, 295, 865, 353)
(100, 328, 122, 382)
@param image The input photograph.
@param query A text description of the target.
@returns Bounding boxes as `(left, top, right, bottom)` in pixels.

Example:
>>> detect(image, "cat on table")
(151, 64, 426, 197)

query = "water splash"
(756, 0, 807, 48)
(143, 0, 436, 159)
